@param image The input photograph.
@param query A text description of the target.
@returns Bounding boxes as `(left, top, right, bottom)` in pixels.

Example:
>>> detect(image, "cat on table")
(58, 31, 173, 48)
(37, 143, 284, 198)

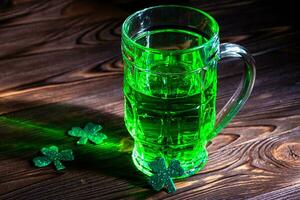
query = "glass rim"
(121, 5, 220, 54)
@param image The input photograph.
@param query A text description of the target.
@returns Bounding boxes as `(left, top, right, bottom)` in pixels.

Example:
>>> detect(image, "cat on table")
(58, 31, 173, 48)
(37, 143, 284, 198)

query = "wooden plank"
(248, 183, 300, 200)
(0, 0, 299, 199)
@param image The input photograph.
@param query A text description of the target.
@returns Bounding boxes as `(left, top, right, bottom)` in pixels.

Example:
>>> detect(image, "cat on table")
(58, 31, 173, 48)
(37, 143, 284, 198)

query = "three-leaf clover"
(148, 157, 184, 193)
(68, 122, 107, 145)
(33, 146, 74, 170)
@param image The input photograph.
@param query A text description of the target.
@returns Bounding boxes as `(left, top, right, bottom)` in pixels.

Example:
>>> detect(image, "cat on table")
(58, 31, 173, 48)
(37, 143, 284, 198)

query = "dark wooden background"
(0, 0, 299, 199)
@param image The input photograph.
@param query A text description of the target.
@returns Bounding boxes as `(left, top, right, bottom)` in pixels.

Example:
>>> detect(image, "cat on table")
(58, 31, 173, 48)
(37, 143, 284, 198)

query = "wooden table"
(0, 0, 299, 199)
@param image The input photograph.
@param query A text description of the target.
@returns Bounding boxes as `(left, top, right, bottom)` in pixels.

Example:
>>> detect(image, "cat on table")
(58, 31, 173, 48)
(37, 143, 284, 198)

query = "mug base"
(132, 148, 208, 179)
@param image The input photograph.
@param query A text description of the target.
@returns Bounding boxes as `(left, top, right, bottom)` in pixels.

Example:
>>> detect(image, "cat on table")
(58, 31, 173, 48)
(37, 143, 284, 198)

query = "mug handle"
(207, 43, 256, 142)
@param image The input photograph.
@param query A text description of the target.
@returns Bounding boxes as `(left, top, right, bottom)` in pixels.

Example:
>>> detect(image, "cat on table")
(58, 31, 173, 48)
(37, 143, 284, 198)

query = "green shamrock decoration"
(68, 122, 107, 145)
(148, 157, 184, 193)
(33, 146, 74, 170)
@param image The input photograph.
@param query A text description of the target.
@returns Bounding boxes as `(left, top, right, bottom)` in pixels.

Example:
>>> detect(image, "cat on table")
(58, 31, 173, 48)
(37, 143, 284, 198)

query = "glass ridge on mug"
(122, 5, 256, 178)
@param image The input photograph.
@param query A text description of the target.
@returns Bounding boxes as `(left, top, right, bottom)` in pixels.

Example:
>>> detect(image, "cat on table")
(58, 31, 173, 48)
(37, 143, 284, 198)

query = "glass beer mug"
(122, 5, 255, 178)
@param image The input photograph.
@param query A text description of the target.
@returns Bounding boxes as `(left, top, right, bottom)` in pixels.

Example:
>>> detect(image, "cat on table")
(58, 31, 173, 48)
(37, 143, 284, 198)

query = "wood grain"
(0, 0, 299, 199)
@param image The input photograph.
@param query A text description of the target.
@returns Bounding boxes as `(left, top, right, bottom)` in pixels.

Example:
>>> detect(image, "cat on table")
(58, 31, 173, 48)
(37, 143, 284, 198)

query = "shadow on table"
(0, 100, 153, 192)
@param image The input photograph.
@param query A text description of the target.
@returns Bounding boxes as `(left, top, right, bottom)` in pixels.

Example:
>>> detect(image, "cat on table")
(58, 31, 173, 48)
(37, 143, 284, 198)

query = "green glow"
(0, 116, 63, 136)
(0, 116, 132, 159)
(0, 115, 137, 180)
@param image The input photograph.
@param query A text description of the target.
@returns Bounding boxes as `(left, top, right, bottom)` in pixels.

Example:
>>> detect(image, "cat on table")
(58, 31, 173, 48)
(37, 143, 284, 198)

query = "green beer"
(122, 6, 256, 178)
